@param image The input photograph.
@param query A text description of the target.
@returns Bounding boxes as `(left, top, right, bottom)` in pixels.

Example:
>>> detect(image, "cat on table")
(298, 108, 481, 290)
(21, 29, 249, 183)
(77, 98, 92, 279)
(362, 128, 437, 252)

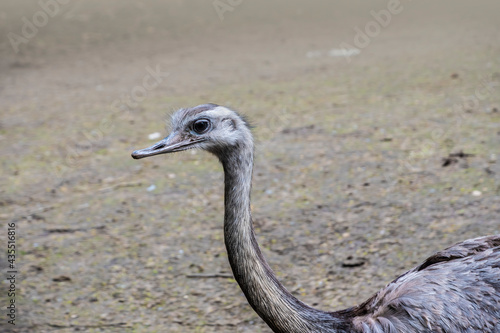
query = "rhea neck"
(216, 137, 343, 333)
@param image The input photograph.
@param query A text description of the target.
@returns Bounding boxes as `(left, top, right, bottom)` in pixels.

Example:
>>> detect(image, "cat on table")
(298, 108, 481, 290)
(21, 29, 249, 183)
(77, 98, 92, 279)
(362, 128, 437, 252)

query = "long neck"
(219, 142, 343, 333)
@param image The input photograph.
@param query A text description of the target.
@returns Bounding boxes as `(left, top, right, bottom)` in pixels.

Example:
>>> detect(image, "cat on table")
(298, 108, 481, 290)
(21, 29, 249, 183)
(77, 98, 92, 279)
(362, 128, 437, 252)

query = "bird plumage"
(347, 235, 500, 332)
(132, 104, 500, 333)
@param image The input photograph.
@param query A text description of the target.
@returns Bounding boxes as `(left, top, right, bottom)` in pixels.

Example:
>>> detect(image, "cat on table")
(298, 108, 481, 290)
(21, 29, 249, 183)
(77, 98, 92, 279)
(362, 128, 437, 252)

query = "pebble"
(306, 48, 360, 59)
(148, 132, 161, 140)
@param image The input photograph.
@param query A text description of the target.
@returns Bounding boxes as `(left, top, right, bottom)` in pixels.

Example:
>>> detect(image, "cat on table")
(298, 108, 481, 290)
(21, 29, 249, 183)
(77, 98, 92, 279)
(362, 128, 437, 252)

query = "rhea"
(132, 104, 500, 332)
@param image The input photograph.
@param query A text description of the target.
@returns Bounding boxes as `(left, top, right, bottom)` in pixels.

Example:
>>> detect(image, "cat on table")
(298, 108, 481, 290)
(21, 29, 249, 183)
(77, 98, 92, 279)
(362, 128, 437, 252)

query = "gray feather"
(134, 104, 500, 333)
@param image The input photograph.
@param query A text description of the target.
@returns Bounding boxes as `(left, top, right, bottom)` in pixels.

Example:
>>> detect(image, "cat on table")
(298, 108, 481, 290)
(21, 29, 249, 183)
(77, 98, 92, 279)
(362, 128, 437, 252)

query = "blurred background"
(1, 1, 499, 332)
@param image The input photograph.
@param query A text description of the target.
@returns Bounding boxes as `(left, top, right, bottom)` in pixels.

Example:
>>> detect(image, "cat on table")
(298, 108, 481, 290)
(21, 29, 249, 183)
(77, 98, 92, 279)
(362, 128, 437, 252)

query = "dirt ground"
(1, 1, 500, 332)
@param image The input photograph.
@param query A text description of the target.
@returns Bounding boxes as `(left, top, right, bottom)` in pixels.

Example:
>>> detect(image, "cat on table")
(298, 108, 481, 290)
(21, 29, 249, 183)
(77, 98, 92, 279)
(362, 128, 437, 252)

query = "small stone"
(148, 132, 161, 140)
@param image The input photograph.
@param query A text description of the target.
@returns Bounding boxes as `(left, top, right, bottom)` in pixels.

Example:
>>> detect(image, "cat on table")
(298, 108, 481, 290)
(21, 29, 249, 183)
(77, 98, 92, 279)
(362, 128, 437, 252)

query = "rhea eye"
(192, 119, 211, 134)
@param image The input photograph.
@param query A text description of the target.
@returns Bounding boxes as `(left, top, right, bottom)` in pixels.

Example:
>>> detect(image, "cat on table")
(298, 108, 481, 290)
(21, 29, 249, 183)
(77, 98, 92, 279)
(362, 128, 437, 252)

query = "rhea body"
(132, 104, 500, 333)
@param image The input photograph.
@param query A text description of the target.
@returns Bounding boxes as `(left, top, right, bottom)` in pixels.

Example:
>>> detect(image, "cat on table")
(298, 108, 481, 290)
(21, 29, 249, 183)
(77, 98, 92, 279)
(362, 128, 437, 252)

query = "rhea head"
(131, 104, 253, 161)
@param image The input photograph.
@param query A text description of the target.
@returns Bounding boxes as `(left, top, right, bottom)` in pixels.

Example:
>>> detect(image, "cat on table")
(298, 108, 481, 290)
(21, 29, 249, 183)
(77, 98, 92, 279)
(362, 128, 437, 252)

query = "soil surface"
(1, 1, 500, 332)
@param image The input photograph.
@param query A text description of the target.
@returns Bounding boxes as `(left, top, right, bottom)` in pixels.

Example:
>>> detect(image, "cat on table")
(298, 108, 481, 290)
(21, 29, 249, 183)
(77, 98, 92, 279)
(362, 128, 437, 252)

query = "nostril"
(154, 143, 166, 150)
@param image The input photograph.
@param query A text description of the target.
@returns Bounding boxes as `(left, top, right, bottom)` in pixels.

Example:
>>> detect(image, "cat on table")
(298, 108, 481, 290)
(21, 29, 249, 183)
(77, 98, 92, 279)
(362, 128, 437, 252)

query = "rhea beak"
(131, 133, 204, 159)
